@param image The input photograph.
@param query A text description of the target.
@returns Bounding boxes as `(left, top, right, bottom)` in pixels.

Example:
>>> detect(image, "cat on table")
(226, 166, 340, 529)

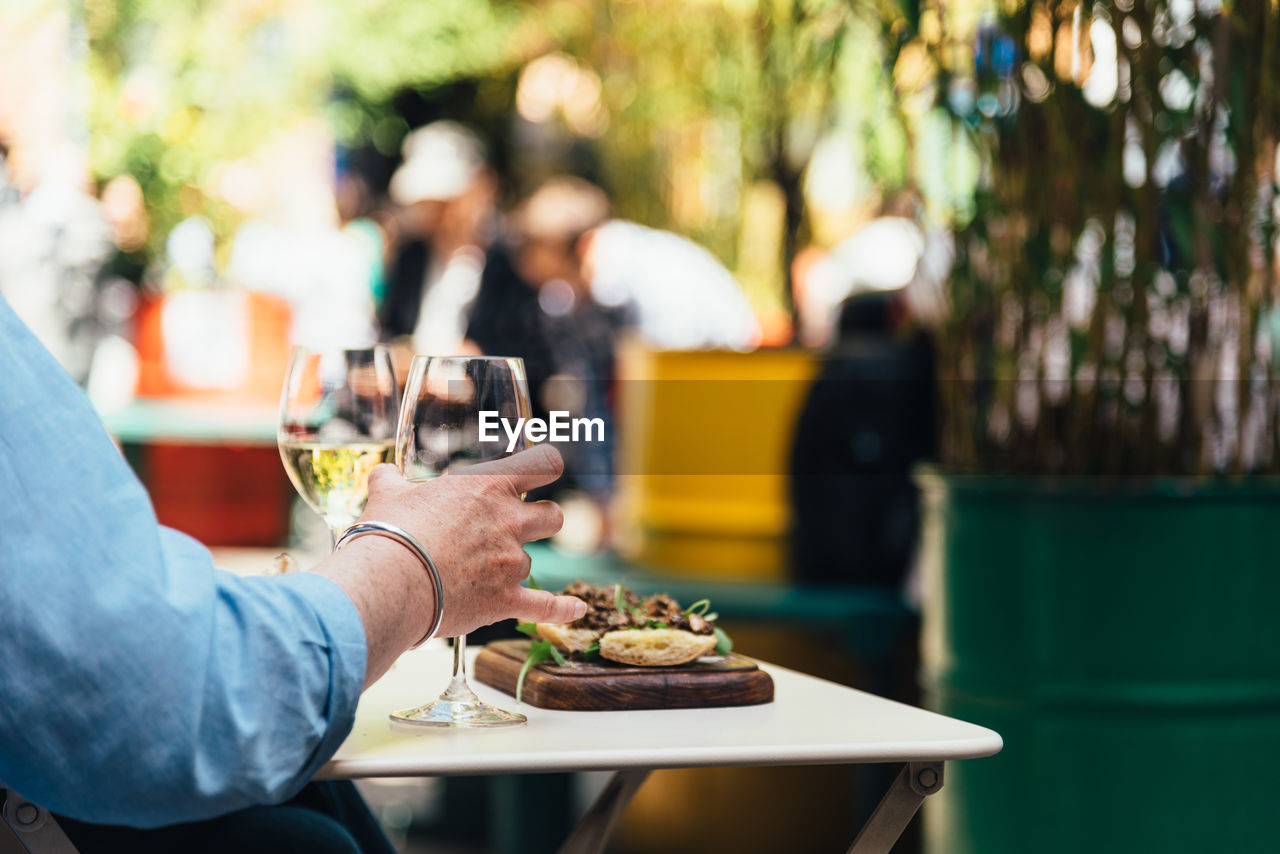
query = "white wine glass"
(278, 347, 397, 549)
(392, 354, 532, 727)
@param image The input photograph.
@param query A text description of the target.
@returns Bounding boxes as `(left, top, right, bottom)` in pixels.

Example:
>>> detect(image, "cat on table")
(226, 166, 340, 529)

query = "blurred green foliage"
(84, 0, 926, 315)
(928, 0, 1280, 476)
(85, 0, 531, 258)
(569, 0, 915, 312)
(80, 0, 1280, 471)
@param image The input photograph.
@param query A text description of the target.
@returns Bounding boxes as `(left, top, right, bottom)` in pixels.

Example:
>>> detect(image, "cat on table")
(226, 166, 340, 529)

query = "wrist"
(336, 522, 445, 648)
(338, 535, 435, 650)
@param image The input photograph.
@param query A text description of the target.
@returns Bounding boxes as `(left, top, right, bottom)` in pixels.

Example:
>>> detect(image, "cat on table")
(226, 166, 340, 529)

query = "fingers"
(465, 444, 564, 495)
(512, 589, 587, 624)
(519, 500, 564, 542)
(366, 463, 404, 494)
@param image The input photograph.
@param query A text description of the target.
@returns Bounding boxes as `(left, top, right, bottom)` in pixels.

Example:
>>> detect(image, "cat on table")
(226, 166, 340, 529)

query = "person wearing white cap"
(388, 121, 488, 206)
(378, 121, 497, 368)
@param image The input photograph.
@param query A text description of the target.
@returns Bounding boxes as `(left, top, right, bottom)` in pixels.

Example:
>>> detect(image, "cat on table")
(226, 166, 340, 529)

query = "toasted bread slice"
(535, 623, 600, 653)
(598, 628, 717, 667)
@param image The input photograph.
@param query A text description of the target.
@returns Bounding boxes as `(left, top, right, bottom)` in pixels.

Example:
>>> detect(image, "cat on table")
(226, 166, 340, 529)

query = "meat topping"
(559, 581, 715, 635)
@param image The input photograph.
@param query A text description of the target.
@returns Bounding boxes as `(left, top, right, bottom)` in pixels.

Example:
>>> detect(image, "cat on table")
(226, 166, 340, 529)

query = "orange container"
(127, 288, 294, 546)
(135, 289, 292, 404)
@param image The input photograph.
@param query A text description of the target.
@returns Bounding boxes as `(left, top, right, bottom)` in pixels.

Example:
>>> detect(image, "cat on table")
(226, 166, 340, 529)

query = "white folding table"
(317, 642, 1002, 854)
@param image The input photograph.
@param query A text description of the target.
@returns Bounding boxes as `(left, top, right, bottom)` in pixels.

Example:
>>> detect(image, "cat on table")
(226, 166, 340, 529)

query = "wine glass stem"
(448, 635, 469, 693)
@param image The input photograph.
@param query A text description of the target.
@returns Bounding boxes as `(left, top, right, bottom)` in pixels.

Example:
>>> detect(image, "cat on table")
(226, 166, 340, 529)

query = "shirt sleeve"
(0, 298, 368, 827)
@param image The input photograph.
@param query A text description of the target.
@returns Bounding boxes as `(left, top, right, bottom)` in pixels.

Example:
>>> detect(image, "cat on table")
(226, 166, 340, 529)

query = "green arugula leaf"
(685, 598, 711, 616)
(583, 641, 601, 659)
(547, 644, 566, 666)
(613, 583, 626, 612)
(704, 612, 719, 622)
(645, 619, 669, 629)
(515, 622, 539, 637)
(517, 639, 552, 703)
(713, 626, 733, 656)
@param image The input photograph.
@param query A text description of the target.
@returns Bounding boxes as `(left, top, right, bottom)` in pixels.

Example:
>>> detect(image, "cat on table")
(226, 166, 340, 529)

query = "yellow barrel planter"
(613, 341, 817, 581)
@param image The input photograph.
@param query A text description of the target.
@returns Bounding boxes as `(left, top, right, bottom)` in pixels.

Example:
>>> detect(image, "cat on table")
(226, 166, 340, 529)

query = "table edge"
(317, 733, 1004, 780)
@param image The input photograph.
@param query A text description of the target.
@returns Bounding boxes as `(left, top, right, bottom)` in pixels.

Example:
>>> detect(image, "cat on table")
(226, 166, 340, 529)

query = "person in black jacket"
(789, 290, 937, 588)
(378, 122, 496, 368)
(468, 178, 618, 506)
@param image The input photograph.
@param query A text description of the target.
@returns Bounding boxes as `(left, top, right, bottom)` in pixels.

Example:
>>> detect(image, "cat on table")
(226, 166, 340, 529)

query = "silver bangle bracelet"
(335, 521, 445, 648)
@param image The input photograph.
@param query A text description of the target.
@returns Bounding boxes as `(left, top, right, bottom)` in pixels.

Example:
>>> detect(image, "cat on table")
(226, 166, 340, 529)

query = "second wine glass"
(278, 346, 397, 549)
(393, 354, 533, 727)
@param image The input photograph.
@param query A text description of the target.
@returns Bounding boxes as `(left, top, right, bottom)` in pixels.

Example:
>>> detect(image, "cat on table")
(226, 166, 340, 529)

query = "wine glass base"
(391, 697, 527, 728)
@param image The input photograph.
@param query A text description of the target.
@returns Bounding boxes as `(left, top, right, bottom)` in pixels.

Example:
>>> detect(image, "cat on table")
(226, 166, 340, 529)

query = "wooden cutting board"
(473, 640, 774, 711)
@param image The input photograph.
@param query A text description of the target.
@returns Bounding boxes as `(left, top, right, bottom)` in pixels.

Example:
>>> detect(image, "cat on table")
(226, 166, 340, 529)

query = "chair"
(0, 789, 79, 854)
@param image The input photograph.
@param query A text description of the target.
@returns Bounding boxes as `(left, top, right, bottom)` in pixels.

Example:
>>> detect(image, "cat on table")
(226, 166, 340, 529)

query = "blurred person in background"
(485, 176, 620, 519)
(378, 121, 498, 369)
(227, 214, 379, 351)
(468, 176, 765, 547)
(581, 218, 759, 351)
(0, 139, 114, 385)
(85, 174, 150, 413)
(794, 191, 951, 348)
(226, 122, 379, 351)
(0, 140, 19, 206)
(788, 287, 937, 590)
(335, 168, 396, 313)
(98, 174, 150, 288)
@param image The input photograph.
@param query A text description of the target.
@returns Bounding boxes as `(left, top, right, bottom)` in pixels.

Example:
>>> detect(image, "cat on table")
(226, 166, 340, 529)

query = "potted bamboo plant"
(914, 1, 1280, 851)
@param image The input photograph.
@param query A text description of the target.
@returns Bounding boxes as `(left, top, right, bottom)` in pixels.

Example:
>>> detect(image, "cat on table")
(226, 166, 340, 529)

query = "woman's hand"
(359, 444, 583, 636)
(320, 443, 584, 686)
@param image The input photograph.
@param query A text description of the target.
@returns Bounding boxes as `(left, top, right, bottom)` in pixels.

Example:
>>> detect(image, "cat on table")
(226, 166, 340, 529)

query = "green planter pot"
(917, 475, 1280, 854)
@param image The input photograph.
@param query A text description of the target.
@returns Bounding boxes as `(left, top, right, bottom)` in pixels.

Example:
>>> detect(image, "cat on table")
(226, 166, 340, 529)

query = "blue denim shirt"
(0, 297, 366, 827)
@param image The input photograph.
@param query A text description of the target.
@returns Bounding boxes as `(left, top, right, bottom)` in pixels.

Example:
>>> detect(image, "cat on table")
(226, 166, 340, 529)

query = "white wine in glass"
(393, 354, 533, 728)
(278, 347, 397, 548)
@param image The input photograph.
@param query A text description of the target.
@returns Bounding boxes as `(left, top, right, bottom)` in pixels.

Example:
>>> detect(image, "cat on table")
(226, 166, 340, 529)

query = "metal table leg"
(1, 790, 79, 854)
(555, 768, 650, 854)
(847, 762, 944, 854)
